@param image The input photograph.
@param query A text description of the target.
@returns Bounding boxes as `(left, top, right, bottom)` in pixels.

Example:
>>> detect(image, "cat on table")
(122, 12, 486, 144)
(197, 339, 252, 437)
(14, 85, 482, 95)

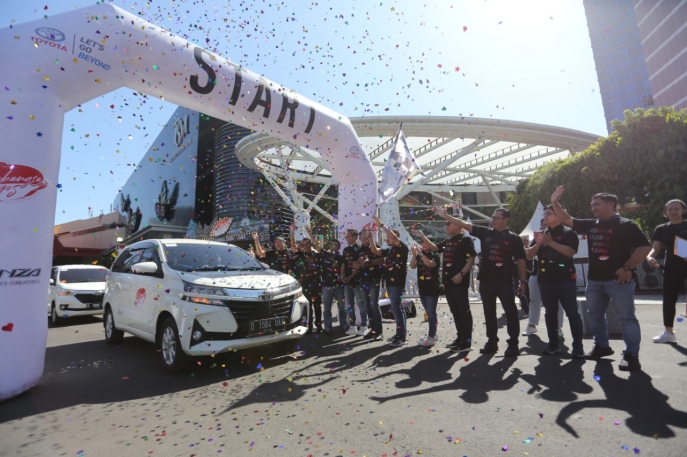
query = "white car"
(103, 239, 309, 373)
(48, 265, 109, 326)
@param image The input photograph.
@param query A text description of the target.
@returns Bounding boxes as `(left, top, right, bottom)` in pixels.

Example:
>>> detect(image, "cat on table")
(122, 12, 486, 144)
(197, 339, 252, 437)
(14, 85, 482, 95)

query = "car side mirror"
(131, 261, 159, 275)
(260, 262, 269, 270)
(49, 278, 54, 285)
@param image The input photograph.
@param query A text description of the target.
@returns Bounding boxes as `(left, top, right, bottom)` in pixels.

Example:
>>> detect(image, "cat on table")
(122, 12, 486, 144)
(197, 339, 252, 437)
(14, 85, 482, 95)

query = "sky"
(4, 0, 608, 226)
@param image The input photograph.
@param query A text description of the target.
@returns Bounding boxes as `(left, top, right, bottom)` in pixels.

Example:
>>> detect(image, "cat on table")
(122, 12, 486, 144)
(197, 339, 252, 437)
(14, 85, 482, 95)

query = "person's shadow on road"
(520, 355, 592, 402)
(556, 360, 687, 438)
(366, 353, 520, 405)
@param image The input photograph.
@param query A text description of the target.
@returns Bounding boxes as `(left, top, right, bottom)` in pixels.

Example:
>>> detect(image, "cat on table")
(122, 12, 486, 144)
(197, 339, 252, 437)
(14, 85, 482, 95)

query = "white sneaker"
(522, 325, 537, 336)
(418, 335, 436, 347)
(345, 326, 358, 335)
(356, 326, 369, 336)
(653, 330, 677, 344)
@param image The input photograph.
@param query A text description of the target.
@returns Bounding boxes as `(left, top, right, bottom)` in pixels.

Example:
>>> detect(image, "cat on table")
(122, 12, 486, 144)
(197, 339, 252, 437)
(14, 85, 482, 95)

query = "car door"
(128, 245, 164, 337)
(110, 247, 144, 328)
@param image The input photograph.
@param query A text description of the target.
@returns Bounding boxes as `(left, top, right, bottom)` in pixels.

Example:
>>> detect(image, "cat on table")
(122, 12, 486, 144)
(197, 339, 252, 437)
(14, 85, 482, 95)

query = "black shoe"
(323, 328, 332, 335)
(543, 345, 561, 355)
(316, 325, 323, 333)
(388, 336, 407, 347)
(618, 353, 641, 371)
(363, 330, 378, 340)
(504, 345, 520, 357)
(479, 342, 499, 354)
(452, 341, 473, 353)
(584, 344, 615, 360)
(445, 338, 461, 349)
(373, 333, 384, 341)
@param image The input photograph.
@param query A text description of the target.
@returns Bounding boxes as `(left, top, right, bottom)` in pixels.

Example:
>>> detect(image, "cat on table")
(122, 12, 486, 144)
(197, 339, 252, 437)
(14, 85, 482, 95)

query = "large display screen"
(113, 107, 199, 236)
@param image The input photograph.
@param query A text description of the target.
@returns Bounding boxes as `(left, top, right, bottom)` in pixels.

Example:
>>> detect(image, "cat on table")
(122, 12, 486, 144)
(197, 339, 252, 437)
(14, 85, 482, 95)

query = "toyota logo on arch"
(35, 27, 66, 42)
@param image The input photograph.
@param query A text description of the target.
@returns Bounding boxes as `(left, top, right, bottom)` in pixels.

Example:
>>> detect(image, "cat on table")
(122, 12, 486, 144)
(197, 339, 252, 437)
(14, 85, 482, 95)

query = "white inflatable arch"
(0, 3, 377, 400)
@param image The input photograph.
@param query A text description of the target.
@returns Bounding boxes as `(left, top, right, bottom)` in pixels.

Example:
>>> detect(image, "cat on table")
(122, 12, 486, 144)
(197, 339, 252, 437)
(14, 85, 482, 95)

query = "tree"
(508, 107, 687, 234)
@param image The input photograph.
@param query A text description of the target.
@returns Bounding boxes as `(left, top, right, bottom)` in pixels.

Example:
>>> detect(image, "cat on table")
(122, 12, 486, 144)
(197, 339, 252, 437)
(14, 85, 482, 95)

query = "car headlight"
(182, 281, 227, 306)
(58, 290, 72, 296)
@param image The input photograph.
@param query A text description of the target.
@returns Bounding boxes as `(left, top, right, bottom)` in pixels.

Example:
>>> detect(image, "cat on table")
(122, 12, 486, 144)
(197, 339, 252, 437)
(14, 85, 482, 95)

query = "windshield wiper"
(186, 265, 244, 272)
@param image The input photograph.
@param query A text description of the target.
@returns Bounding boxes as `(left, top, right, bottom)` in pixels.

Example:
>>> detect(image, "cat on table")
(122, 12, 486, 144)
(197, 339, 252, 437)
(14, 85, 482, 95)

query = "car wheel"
(49, 302, 61, 327)
(104, 307, 124, 344)
(159, 317, 189, 374)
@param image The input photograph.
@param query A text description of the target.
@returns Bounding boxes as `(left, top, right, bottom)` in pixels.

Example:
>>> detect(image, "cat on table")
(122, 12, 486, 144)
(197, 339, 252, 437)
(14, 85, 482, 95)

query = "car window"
(58, 268, 109, 283)
(162, 243, 263, 272)
(122, 249, 145, 273)
(141, 247, 159, 264)
(111, 249, 130, 273)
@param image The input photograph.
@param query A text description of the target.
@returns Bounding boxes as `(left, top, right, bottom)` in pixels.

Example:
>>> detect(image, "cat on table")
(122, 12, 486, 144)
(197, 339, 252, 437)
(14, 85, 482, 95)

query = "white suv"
(48, 265, 109, 326)
(103, 239, 309, 372)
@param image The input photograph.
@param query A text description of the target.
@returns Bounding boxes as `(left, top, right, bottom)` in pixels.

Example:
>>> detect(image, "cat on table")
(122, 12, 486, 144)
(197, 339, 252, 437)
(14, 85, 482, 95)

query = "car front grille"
(223, 295, 295, 322)
(75, 293, 104, 304)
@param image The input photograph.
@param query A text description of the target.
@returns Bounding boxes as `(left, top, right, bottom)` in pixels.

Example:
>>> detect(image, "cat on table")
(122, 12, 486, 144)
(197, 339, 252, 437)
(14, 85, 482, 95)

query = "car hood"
(173, 269, 297, 290)
(57, 282, 107, 291)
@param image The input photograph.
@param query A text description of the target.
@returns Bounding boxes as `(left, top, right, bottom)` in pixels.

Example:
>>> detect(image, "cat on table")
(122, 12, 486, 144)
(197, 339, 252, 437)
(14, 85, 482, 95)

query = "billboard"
(113, 107, 199, 236)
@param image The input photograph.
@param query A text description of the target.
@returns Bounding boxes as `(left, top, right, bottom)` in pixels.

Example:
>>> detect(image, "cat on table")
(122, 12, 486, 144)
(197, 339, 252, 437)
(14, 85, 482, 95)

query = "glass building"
(584, 0, 654, 132)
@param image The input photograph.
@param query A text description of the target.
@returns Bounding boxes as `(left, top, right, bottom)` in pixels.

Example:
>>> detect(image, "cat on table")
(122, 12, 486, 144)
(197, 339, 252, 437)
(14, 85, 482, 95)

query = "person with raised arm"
(647, 199, 687, 344)
(409, 236, 442, 347)
(370, 215, 410, 347)
(433, 207, 527, 357)
(550, 186, 651, 371)
(340, 229, 368, 336)
(412, 223, 476, 353)
(357, 228, 385, 341)
(252, 231, 293, 275)
(320, 239, 346, 335)
(527, 205, 584, 357)
(291, 237, 323, 334)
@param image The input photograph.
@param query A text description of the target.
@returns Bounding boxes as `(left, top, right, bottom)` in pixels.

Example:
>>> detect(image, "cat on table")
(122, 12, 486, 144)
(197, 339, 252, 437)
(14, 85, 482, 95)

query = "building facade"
(584, 0, 687, 132)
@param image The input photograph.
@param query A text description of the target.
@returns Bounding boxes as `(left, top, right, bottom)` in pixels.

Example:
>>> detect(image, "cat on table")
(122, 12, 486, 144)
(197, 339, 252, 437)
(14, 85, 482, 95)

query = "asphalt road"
(1, 296, 687, 456)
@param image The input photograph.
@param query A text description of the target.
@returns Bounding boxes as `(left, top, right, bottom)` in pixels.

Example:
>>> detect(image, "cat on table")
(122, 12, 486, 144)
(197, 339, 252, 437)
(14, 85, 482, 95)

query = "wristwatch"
(622, 265, 632, 271)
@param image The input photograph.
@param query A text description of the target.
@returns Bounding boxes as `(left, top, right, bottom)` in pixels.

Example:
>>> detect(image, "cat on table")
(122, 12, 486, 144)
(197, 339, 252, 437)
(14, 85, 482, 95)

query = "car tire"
(159, 317, 189, 374)
(104, 306, 124, 344)
(49, 302, 61, 327)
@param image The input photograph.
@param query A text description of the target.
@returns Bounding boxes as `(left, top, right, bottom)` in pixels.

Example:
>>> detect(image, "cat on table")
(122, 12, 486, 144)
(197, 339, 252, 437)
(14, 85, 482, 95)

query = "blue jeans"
(419, 294, 439, 338)
(360, 281, 383, 334)
(322, 285, 346, 331)
(387, 284, 406, 338)
(585, 279, 641, 356)
(539, 280, 584, 353)
(345, 284, 367, 328)
(479, 282, 519, 345)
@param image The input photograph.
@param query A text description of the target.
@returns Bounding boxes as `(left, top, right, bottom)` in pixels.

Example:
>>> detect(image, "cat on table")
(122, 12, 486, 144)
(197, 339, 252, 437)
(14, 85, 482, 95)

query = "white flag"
(378, 129, 423, 204)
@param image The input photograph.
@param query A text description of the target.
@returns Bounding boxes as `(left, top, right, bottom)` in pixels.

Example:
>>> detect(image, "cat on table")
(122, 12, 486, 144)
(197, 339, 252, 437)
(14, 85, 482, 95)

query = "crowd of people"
(250, 188, 687, 373)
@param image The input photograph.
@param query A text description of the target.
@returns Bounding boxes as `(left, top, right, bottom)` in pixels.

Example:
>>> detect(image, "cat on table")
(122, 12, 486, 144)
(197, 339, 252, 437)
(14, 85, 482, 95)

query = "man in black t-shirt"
(292, 238, 322, 334)
(341, 229, 367, 335)
(252, 232, 293, 274)
(414, 225, 476, 353)
(434, 207, 527, 357)
(371, 215, 410, 347)
(320, 239, 346, 334)
(527, 204, 584, 357)
(551, 186, 651, 371)
(357, 229, 385, 341)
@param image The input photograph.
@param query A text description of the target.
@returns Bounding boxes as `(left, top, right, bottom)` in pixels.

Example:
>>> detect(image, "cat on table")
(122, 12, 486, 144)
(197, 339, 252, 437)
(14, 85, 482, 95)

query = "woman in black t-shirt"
(410, 235, 441, 347)
(647, 199, 687, 344)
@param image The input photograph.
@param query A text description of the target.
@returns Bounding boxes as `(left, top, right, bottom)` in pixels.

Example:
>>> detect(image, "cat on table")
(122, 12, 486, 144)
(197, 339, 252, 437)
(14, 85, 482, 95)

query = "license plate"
(249, 317, 286, 335)
(88, 303, 103, 309)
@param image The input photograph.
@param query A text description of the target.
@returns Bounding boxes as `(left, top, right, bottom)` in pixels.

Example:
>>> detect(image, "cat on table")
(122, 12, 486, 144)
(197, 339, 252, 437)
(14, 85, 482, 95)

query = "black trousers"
(479, 281, 519, 346)
(662, 265, 687, 327)
(444, 283, 472, 344)
(302, 283, 323, 328)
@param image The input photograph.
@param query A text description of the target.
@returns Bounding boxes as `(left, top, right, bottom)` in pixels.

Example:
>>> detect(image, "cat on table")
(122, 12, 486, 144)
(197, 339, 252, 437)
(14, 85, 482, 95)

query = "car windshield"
(162, 243, 264, 272)
(59, 268, 108, 283)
